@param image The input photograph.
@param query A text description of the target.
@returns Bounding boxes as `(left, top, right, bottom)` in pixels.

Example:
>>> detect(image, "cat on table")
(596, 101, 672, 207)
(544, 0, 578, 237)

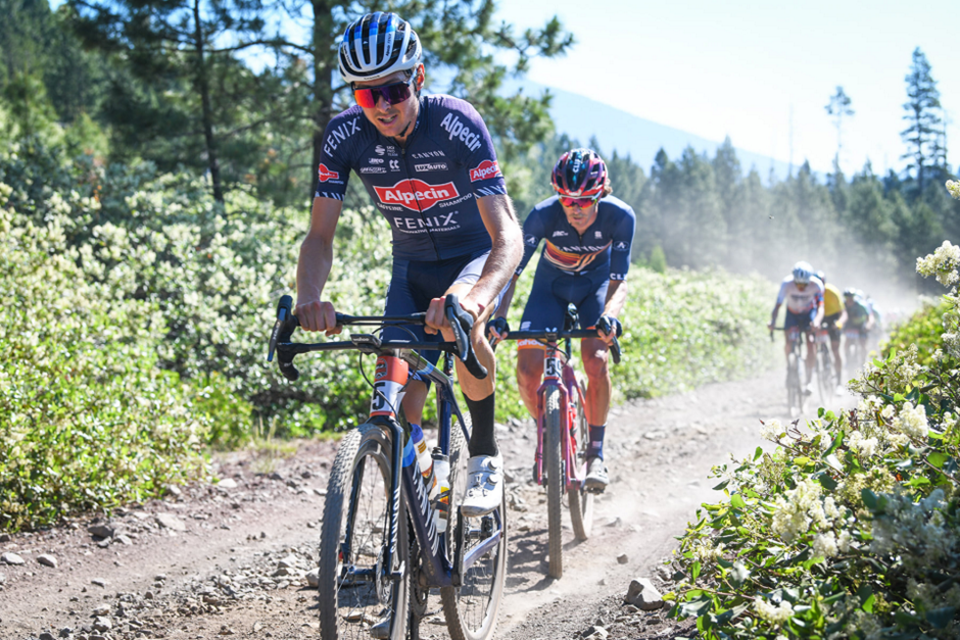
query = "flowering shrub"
(0, 195, 208, 532)
(666, 239, 960, 638)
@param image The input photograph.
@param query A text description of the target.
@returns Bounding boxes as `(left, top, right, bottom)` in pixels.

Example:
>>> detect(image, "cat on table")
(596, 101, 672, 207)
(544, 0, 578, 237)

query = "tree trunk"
(310, 0, 337, 199)
(193, 0, 224, 204)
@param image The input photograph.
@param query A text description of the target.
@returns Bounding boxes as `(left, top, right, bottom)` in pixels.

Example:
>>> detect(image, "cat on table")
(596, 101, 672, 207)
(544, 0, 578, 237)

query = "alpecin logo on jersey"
(469, 159, 502, 182)
(317, 163, 339, 182)
(373, 180, 460, 212)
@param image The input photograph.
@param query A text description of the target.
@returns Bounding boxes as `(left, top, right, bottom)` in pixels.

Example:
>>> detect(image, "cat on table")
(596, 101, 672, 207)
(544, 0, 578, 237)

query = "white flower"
(916, 240, 960, 288)
(754, 598, 794, 624)
(892, 402, 929, 440)
(761, 419, 786, 441)
(813, 531, 839, 558)
(837, 530, 852, 553)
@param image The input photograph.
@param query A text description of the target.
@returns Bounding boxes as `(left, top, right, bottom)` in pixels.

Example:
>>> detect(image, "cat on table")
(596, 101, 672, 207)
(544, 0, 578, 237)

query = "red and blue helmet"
(551, 148, 608, 198)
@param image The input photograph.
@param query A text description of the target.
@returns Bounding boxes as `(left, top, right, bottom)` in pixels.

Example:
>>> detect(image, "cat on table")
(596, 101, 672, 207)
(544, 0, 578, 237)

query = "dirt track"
(0, 369, 852, 640)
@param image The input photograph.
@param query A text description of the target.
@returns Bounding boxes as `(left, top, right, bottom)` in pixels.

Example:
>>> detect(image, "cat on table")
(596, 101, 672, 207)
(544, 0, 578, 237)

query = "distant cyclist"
(843, 288, 874, 368)
(488, 148, 635, 490)
(816, 270, 847, 389)
(295, 12, 523, 516)
(768, 261, 824, 395)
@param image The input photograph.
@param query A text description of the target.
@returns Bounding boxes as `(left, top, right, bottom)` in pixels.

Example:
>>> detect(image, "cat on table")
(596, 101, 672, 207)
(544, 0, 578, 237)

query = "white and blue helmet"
(792, 261, 813, 285)
(338, 12, 422, 85)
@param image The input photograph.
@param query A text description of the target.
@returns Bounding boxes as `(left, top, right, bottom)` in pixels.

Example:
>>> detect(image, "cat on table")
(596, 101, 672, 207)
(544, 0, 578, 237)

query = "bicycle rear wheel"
(318, 425, 409, 640)
(567, 376, 593, 541)
(441, 413, 507, 640)
(816, 345, 832, 405)
(543, 385, 564, 578)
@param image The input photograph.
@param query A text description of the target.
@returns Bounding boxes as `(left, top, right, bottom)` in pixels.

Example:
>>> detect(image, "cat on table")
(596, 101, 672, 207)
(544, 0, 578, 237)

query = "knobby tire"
(567, 376, 593, 541)
(544, 386, 564, 579)
(440, 413, 507, 640)
(318, 424, 409, 640)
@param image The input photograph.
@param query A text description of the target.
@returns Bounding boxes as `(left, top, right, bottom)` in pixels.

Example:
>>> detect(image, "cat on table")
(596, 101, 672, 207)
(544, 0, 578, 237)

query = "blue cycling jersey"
(517, 196, 636, 280)
(315, 94, 508, 261)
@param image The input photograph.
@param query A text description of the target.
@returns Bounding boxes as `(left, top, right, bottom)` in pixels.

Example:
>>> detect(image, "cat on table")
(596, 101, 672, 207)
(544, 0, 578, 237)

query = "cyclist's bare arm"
(425, 193, 523, 331)
(813, 300, 825, 328)
(769, 302, 781, 330)
(487, 274, 519, 342)
(296, 196, 343, 334)
(597, 279, 627, 344)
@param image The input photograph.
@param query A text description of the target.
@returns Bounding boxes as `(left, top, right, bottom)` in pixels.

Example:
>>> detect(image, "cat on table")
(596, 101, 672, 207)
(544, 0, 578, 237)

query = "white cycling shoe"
(461, 454, 503, 517)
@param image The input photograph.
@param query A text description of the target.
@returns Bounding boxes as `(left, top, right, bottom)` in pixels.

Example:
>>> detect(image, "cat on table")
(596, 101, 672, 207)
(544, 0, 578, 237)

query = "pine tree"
(900, 47, 942, 197)
(825, 86, 854, 165)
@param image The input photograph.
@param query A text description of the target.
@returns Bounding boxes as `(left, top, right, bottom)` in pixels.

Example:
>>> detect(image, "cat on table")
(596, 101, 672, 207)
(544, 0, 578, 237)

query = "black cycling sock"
(587, 424, 606, 460)
(465, 393, 498, 457)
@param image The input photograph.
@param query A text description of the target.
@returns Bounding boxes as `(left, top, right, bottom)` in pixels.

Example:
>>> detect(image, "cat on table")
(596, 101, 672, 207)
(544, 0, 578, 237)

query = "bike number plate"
(545, 356, 561, 380)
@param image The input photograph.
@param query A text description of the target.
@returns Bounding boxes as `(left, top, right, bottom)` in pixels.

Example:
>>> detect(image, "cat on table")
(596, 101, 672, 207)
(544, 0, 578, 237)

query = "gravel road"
(0, 369, 853, 640)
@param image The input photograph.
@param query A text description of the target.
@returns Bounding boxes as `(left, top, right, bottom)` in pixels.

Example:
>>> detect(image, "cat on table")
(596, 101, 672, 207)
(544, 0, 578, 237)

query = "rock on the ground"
(0, 572, 5, 585)
(1, 551, 25, 565)
(583, 625, 609, 640)
(93, 615, 113, 631)
(616, 553, 629, 565)
(216, 478, 238, 489)
(155, 513, 187, 531)
(93, 604, 111, 616)
(625, 577, 665, 610)
(37, 554, 58, 568)
(306, 569, 319, 587)
(87, 523, 115, 539)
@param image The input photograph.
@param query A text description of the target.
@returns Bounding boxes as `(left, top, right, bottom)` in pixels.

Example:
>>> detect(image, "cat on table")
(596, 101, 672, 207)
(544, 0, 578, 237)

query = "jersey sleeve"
(516, 210, 546, 276)
(775, 280, 789, 306)
(313, 114, 356, 201)
(609, 206, 636, 281)
(440, 99, 508, 198)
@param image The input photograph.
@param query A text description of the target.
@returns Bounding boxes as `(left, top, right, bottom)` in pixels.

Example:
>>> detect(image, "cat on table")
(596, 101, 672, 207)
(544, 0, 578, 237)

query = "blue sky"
(494, 0, 959, 177)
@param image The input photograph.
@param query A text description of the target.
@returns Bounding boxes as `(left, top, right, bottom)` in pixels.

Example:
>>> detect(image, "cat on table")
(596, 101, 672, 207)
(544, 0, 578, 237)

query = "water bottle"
(431, 448, 450, 533)
(409, 424, 437, 498)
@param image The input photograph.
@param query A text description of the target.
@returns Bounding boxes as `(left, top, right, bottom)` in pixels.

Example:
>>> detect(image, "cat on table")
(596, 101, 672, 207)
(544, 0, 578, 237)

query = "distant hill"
(506, 80, 799, 182)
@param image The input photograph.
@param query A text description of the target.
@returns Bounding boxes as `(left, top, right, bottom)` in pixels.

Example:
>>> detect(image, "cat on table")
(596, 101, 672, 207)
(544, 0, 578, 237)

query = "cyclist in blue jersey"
(294, 12, 523, 517)
(488, 149, 635, 490)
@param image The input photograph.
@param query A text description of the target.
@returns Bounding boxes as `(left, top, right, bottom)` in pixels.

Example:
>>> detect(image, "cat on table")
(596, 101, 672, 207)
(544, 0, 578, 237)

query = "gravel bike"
(814, 326, 835, 404)
(268, 294, 507, 640)
(771, 326, 807, 417)
(496, 304, 621, 579)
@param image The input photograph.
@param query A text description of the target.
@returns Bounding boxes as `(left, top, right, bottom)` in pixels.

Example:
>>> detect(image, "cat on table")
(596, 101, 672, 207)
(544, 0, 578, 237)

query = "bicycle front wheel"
(568, 376, 593, 541)
(441, 413, 508, 640)
(544, 385, 564, 578)
(318, 424, 409, 640)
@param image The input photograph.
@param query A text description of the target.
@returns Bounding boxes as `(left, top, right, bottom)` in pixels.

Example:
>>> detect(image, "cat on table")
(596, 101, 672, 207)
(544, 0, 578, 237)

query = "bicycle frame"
(533, 341, 587, 492)
(277, 335, 503, 590)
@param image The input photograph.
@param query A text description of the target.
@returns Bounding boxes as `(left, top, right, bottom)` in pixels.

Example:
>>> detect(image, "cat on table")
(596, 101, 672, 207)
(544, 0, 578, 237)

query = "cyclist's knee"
(516, 351, 543, 388)
(581, 350, 609, 380)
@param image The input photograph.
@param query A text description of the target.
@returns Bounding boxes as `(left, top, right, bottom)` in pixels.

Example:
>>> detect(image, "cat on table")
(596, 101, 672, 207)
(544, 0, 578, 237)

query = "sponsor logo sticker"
(374, 179, 460, 212)
(595, 230, 602, 238)
(415, 162, 449, 172)
(440, 113, 483, 152)
(317, 163, 339, 182)
(614, 241, 629, 251)
(525, 235, 538, 246)
(411, 150, 446, 159)
(469, 159, 502, 182)
(368, 157, 384, 164)
(360, 166, 387, 174)
(375, 145, 386, 156)
(389, 159, 401, 172)
(552, 230, 568, 237)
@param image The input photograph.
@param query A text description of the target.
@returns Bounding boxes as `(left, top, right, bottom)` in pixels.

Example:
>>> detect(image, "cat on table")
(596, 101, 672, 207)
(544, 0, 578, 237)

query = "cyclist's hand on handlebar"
(486, 317, 510, 346)
(295, 300, 341, 335)
(425, 295, 483, 335)
(596, 315, 622, 346)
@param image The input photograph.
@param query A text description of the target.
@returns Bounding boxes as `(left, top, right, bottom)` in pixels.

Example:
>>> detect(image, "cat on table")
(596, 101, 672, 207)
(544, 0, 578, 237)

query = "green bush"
(882, 299, 955, 366)
(666, 241, 960, 639)
(491, 261, 774, 420)
(0, 194, 208, 532)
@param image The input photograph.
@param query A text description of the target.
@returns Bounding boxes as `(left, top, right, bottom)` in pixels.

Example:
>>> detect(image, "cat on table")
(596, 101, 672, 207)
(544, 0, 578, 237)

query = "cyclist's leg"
(515, 265, 566, 419)
(516, 347, 544, 418)
(381, 257, 435, 426)
(574, 272, 610, 454)
(436, 252, 512, 516)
